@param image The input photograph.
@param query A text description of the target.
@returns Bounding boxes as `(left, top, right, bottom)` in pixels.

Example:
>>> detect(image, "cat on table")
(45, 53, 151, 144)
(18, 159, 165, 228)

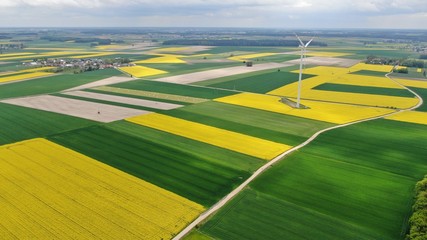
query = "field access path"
(173, 73, 424, 239)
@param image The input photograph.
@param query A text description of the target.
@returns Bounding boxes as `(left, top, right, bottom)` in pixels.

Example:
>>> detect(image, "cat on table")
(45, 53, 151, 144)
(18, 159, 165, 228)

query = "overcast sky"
(1, 0, 426, 29)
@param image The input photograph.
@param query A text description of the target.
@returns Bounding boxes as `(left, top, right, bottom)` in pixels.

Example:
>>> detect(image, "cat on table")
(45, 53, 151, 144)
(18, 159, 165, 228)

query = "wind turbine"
(295, 34, 314, 108)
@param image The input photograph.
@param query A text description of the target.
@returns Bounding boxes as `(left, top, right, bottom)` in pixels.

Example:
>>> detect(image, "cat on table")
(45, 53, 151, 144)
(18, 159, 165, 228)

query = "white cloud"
(0, 0, 426, 28)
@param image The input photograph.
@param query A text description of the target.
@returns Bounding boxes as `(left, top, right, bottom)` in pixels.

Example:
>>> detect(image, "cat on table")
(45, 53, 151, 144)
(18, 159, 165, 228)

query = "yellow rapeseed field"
(186, 53, 212, 58)
(20, 66, 56, 73)
(94, 86, 209, 104)
(0, 138, 204, 239)
(95, 45, 122, 50)
(118, 65, 168, 78)
(0, 51, 93, 61)
(0, 72, 53, 83)
(0, 52, 35, 57)
(215, 92, 395, 124)
(134, 54, 187, 64)
(349, 63, 394, 73)
(25, 48, 85, 51)
(292, 66, 350, 76)
(329, 74, 404, 89)
(228, 52, 279, 61)
(270, 64, 417, 109)
(385, 111, 427, 125)
(127, 113, 292, 160)
(302, 90, 418, 109)
(396, 78, 427, 89)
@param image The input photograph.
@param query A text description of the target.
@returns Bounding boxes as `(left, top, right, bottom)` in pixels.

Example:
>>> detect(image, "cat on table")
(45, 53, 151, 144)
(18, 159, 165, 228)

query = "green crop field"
(49, 122, 264, 206)
(139, 62, 242, 78)
(313, 83, 415, 97)
(350, 69, 388, 77)
(411, 87, 427, 112)
(84, 88, 194, 105)
(248, 54, 299, 63)
(0, 68, 122, 99)
(195, 69, 314, 94)
(110, 80, 237, 99)
(201, 46, 288, 54)
(391, 67, 427, 79)
(0, 103, 96, 145)
(196, 119, 427, 239)
(343, 49, 415, 58)
(162, 101, 333, 146)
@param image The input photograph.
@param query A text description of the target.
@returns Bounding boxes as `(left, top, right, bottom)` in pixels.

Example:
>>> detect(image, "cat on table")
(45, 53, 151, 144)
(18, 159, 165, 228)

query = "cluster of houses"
(22, 57, 134, 73)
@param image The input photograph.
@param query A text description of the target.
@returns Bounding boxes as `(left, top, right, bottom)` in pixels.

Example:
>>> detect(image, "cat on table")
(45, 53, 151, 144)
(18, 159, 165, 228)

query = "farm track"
(173, 72, 424, 239)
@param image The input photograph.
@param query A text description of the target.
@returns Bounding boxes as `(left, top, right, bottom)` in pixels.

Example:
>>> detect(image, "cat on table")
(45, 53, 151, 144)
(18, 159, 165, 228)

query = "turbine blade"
(295, 33, 304, 47)
(305, 38, 314, 47)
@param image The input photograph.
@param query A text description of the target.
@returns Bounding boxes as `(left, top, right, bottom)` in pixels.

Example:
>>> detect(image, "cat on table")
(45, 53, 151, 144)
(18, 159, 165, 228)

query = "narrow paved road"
(173, 72, 423, 240)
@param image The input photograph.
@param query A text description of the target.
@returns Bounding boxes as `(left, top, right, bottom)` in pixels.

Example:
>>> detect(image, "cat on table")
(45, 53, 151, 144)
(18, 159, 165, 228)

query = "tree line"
(406, 175, 427, 240)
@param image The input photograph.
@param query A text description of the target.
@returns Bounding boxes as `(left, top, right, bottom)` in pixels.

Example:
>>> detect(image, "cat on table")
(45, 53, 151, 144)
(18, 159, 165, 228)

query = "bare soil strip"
(64, 76, 135, 92)
(1, 95, 150, 122)
(156, 62, 294, 84)
(286, 56, 360, 68)
(63, 91, 183, 110)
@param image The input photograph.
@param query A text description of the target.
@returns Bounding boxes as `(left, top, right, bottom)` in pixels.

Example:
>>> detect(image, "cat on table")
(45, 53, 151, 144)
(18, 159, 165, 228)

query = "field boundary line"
(173, 71, 423, 240)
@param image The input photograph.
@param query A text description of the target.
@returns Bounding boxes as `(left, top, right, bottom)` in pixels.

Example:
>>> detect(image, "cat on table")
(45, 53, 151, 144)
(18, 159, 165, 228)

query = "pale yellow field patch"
(20, 66, 56, 73)
(25, 48, 85, 51)
(0, 51, 93, 61)
(291, 66, 350, 76)
(95, 44, 123, 50)
(395, 66, 407, 70)
(396, 78, 427, 89)
(215, 92, 395, 124)
(0, 71, 18, 77)
(349, 63, 393, 73)
(301, 90, 418, 109)
(0, 138, 204, 239)
(417, 68, 423, 73)
(305, 51, 351, 57)
(0, 72, 53, 83)
(385, 111, 427, 125)
(0, 52, 35, 57)
(228, 52, 279, 61)
(134, 54, 187, 64)
(127, 113, 292, 160)
(330, 74, 404, 89)
(119, 65, 168, 78)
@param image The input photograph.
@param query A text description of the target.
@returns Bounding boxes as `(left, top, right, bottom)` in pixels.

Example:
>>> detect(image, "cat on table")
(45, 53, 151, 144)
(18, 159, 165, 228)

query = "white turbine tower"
(295, 34, 314, 108)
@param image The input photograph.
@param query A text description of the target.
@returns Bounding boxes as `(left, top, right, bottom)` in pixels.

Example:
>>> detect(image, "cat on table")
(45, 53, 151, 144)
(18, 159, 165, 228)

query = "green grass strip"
(111, 79, 237, 99)
(313, 83, 414, 97)
(0, 102, 96, 145)
(349, 70, 388, 77)
(49, 123, 263, 207)
(93, 85, 209, 104)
